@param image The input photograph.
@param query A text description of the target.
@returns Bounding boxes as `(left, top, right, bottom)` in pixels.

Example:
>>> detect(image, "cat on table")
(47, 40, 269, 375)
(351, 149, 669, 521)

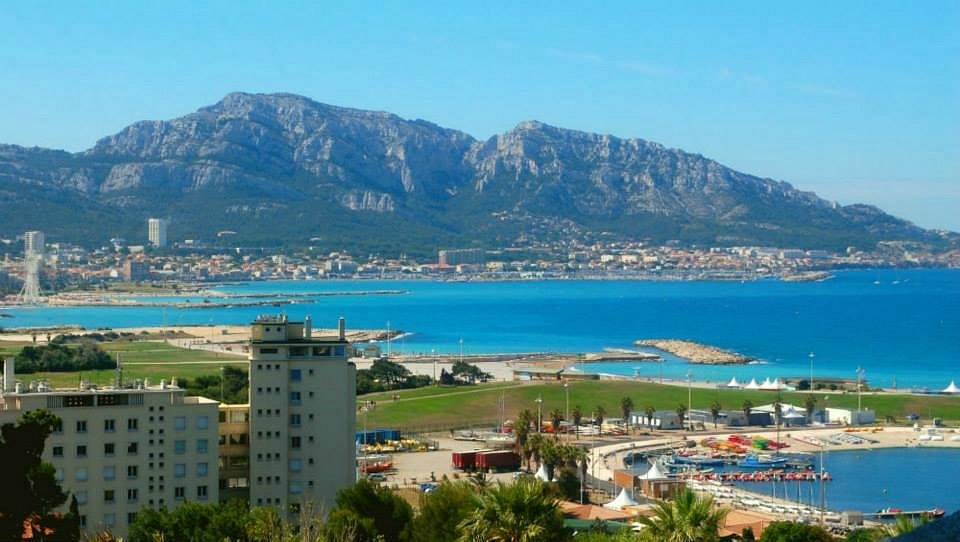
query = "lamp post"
(386, 321, 391, 359)
(459, 337, 464, 365)
(809, 351, 815, 390)
(432, 349, 437, 385)
(686, 371, 693, 430)
(535, 394, 543, 434)
(856, 366, 865, 413)
(564, 383, 570, 421)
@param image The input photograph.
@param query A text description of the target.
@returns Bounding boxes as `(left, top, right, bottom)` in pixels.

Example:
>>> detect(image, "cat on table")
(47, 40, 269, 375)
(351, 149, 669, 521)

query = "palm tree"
(676, 404, 688, 429)
(595, 405, 606, 428)
(636, 487, 729, 542)
(644, 406, 656, 430)
(571, 405, 583, 439)
(514, 409, 535, 469)
(620, 396, 635, 432)
(549, 408, 563, 440)
(458, 478, 569, 542)
(741, 399, 754, 421)
(804, 395, 818, 423)
(709, 400, 722, 429)
(527, 433, 548, 471)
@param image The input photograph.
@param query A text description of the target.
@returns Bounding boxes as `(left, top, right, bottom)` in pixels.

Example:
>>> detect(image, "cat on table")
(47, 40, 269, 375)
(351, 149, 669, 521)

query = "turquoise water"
(736, 448, 960, 514)
(3, 269, 959, 388)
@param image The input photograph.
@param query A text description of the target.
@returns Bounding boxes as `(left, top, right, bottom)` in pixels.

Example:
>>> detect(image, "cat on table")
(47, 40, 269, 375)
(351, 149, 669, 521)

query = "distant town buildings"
(122, 259, 151, 282)
(439, 248, 485, 266)
(148, 218, 169, 248)
(24, 230, 45, 255)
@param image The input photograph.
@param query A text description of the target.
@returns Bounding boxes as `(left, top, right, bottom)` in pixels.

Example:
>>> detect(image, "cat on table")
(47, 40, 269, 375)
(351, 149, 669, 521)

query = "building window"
(76, 491, 88, 505)
(174, 464, 186, 478)
(174, 417, 186, 430)
(197, 463, 208, 477)
(127, 512, 138, 525)
(289, 459, 302, 472)
(103, 513, 115, 527)
(54, 468, 64, 482)
(290, 414, 301, 427)
(79, 515, 87, 529)
(127, 442, 138, 455)
(75, 468, 88, 481)
(76, 421, 88, 433)
(103, 466, 116, 480)
(197, 439, 209, 454)
(104, 443, 115, 456)
(127, 488, 138, 502)
(196, 416, 209, 429)
(76, 445, 87, 457)
(128, 465, 138, 479)
(174, 440, 186, 454)
(104, 419, 116, 432)
(128, 418, 138, 431)
(52, 446, 64, 457)
(103, 490, 115, 503)
(259, 348, 278, 355)
(291, 436, 301, 449)
(197, 485, 208, 499)
(174, 487, 185, 500)
(290, 369, 302, 381)
(290, 391, 301, 404)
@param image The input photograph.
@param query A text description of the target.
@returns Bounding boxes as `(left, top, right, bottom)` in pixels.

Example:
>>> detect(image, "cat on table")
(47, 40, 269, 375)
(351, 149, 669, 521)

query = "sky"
(1, 2, 958, 230)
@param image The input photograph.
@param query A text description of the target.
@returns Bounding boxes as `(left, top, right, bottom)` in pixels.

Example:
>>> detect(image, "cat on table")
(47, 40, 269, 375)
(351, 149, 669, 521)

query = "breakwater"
(635, 339, 753, 364)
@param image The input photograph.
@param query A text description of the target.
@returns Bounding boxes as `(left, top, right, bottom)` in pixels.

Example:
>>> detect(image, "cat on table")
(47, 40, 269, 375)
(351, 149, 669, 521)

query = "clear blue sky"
(2, 1, 958, 230)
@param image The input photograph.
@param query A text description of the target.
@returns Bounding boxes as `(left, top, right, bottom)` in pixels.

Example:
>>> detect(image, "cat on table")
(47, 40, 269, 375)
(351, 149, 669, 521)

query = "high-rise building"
(148, 218, 168, 248)
(0, 361, 219, 538)
(246, 315, 356, 514)
(24, 230, 45, 256)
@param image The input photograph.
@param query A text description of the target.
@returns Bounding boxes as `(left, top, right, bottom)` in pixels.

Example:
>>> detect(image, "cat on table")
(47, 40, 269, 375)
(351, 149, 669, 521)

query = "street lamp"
(459, 337, 464, 365)
(535, 394, 544, 434)
(386, 321, 391, 358)
(856, 366, 865, 412)
(809, 352, 815, 390)
(432, 349, 437, 385)
(686, 371, 693, 431)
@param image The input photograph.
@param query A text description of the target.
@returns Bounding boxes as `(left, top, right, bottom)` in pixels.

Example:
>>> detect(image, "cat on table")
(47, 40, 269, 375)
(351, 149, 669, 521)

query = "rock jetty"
(634, 339, 753, 365)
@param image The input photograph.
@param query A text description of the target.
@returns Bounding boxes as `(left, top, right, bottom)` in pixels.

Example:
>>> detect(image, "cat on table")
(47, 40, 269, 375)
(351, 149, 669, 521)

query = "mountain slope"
(0, 92, 945, 253)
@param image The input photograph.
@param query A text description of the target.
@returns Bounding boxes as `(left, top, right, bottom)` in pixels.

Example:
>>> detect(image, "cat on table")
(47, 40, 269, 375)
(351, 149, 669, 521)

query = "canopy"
(744, 378, 760, 390)
(637, 461, 668, 480)
(604, 488, 640, 510)
(726, 377, 741, 388)
(534, 463, 550, 482)
(943, 381, 960, 394)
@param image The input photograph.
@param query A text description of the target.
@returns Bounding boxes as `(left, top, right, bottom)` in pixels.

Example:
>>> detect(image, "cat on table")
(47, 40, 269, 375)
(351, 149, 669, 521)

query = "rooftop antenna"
(116, 352, 123, 388)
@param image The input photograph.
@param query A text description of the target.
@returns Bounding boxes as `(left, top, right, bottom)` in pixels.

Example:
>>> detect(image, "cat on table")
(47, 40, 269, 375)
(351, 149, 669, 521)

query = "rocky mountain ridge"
(0, 92, 947, 253)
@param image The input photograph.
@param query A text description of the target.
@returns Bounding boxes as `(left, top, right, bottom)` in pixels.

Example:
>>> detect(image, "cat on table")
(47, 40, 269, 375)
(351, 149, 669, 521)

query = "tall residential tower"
(247, 315, 356, 514)
(147, 218, 168, 248)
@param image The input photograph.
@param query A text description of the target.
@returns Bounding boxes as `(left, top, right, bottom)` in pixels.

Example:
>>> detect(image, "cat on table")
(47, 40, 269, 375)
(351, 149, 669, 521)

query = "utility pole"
(536, 394, 543, 434)
(459, 337, 464, 365)
(857, 366, 865, 413)
(386, 321, 391, 358)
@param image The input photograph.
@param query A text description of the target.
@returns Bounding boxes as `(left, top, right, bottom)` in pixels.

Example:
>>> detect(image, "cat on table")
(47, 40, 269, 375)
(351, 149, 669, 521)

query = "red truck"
(475, 450, 521, 471)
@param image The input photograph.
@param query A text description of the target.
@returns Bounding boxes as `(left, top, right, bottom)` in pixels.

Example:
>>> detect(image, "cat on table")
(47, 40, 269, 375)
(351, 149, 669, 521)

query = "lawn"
(357, 380, 960, 431)
(3, 339, 245, 388)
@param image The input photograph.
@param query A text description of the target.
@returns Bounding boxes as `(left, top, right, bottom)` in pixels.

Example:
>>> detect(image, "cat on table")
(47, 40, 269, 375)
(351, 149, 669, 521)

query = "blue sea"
(3, 268, 959, 389)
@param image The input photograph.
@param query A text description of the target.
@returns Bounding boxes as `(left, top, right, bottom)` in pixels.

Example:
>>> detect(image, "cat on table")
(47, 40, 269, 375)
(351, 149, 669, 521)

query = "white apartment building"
(24, 230, 45, 256)
(247, 315, 356, 515)
(0, 360, 219, 538)
(147, 218, 168, 248)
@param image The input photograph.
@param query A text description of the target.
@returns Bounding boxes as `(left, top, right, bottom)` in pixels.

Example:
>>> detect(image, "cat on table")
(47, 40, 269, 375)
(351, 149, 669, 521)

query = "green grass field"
(2, 339, 245, 388)
(357, 380, 960, 431)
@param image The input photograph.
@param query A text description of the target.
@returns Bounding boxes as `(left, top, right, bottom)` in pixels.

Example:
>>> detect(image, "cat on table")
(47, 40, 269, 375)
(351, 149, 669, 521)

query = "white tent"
(759, 377, 774, 390)
(943, 381, 960, 394)
(604, 487, 640, 510)
(534, 464, 550, 482)
(637, 461, 668, 480)
(744, 378, 760, 390)
(726, 377, 741, 388)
